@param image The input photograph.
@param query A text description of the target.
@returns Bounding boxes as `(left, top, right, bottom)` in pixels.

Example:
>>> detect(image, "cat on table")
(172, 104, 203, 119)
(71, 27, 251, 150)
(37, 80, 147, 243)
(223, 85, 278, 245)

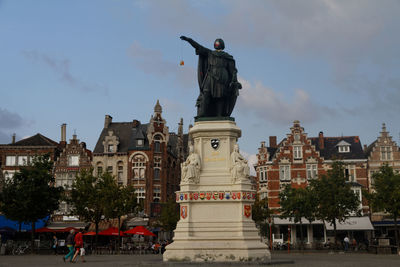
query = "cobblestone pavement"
(0, 252, 399, 267)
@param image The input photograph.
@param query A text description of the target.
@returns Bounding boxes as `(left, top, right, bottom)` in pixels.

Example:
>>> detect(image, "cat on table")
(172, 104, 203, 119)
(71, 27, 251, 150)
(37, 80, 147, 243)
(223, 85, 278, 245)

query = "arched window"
(117, 161, 124, 185)
(154, 135, 162, 153)
(131, 154, 147, 184)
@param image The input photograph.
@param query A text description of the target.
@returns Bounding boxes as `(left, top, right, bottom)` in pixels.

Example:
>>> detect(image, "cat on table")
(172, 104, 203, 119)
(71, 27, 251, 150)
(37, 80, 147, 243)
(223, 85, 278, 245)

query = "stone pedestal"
(163, 120, 270, 262)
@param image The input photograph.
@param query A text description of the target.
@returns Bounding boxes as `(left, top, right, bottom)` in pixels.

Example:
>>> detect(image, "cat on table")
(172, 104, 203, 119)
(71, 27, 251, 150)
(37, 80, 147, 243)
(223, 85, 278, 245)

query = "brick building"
(255, 120, 371, 247)
(0, 133, 61, 181)
(92, 100, 187, 217)
(53, 124, 93, 222)
(365, 123, 400, 238)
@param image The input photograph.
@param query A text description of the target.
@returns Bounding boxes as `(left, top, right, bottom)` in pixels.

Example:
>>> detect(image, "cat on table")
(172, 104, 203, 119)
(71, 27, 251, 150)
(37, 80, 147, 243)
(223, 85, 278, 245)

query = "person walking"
(52, 235, 58, 255)
(63, 229, 75, 262)
(344, 236, 350, 252)
(72, 229, 85, 263)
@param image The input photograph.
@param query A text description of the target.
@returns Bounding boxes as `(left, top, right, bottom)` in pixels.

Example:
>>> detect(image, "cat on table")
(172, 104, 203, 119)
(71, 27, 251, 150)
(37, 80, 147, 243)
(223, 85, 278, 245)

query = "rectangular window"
(381, 146, 392, 160)
(259, 167, 267, 182)
(97, 167, 103, 175)
(293, 146, 302, 159)
(153, 187, 161, 200)
(155, 142, 161, 153)
(107, 166, 113, 173)
(279, 165, 291, 181)
(154, 168, 160, 180)
(68, 155, 79, 166)
(6, 156, 16, 166)
(345, 165, 356, 182)
(17, 156, 28, 166)
(118, 166, 123, 184)
(307, 164, 318, 179)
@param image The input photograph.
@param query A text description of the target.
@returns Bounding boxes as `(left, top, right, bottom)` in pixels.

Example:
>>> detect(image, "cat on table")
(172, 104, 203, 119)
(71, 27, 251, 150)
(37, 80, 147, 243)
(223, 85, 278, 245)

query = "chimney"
(104, 115, 112, 128)
(61, 124, 66, 142)
(12, 133, 16, 144)
(363, 144, 368, 151)
(319, 131, 324, 150)
(269, 136, 277, 148)
(261, 141, 266, 148)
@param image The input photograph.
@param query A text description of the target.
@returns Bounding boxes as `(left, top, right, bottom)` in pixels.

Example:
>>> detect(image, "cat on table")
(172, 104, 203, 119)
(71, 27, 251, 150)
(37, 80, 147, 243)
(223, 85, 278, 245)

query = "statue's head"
(214, 38, 225, 50)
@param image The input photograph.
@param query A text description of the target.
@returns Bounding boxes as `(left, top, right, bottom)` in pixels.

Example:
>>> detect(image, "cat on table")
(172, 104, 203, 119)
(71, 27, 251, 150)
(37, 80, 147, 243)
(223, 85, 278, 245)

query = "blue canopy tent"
(0, 215, 49, 231)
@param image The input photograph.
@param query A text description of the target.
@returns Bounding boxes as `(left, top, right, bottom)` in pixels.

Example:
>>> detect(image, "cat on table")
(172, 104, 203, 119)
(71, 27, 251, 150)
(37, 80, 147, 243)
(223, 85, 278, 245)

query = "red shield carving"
(184, 193, 188, 200)
(176, 193, 179, 202)
(219, 192, 224, 200)
(213, 192, 218, 200)
(193, 193, 199, 200)
(237, 192, 241, 199)
(252, 193, 256, 200)
(232, 192, 237, 200)
(244, 205, 251, 218)
(189, 193, 193, 200)
(199, 192, 205, 200)
(247, 192, 251, 200)
(206, 192, 212, 200)
(181, 206, 187, 219)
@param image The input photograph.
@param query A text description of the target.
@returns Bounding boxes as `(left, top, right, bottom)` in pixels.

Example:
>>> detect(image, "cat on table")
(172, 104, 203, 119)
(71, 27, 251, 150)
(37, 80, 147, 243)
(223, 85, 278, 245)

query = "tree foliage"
(365, 165, 400, 247)
(0, 154, 63, 253)
(102, 175, 137, 253)
(309, 161, 361, 245)
(279, 185, 317, 249)
(252, 195, 272, 238)
(157, 197, 179, 232)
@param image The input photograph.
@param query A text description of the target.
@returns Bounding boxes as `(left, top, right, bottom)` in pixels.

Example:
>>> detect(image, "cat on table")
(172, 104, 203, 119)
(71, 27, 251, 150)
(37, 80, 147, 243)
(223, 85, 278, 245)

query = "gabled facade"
(256, 120, 368, 213)
(365, 123, 400, 237)
(0, 133, 61, 181)
(255, 121, 370, 248)
(53, 124, 92, 221)
(92, 100, 187, 217)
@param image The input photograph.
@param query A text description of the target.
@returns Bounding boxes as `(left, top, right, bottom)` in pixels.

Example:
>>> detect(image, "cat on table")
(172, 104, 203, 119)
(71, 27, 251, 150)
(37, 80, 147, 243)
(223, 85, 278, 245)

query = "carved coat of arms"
(211, 139, 219, 149)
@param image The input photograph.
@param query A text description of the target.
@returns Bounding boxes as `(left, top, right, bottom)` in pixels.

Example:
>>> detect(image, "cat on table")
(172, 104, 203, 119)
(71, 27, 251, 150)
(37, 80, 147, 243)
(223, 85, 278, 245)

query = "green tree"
(310, 161, 361, 247)
(157, 197, 179, 233)
(69, 169, 106, 248)
(252, 195, 272, 239)
(279, 185, 317, 249)
(365, 165, 400, 248)
(0, 154, 63, 253)
(103, 175, 137, 254)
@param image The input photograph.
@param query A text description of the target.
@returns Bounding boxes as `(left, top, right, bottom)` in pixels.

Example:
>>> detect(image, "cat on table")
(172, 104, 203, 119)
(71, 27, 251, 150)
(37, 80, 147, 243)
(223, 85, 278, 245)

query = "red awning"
(35, 227, 56, 233)
(124, 226, 156, 236)
(99, 227, 126, 236)
(83, 231, 96, 236)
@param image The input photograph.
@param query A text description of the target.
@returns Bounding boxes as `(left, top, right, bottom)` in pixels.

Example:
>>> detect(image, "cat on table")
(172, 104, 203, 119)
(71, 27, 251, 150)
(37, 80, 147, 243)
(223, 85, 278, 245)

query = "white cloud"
(237, 77, 335, 124)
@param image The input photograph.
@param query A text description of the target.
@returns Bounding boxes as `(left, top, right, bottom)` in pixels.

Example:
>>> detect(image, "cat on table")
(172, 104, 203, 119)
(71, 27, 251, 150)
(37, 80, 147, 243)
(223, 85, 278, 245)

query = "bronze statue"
(180, 36, 242, 118)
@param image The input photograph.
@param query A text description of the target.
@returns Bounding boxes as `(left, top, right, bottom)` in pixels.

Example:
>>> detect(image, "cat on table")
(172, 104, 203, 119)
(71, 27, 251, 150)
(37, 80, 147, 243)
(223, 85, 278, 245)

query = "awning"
(46, 222, 87, 230)
(273, 217, 324, 225)
(372, 220, 400, 227)
(0, 215, 48, 231)
(325, 217, 374, 231)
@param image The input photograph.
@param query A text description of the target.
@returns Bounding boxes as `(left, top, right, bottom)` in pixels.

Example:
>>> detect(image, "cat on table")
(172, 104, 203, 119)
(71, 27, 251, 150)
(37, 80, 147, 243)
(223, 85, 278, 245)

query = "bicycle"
(12, 243, 30, 255)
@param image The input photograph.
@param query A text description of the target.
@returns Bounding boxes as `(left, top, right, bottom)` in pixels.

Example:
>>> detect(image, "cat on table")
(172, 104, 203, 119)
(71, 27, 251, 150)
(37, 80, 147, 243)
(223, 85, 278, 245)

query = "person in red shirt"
(72, 229, 85, 262)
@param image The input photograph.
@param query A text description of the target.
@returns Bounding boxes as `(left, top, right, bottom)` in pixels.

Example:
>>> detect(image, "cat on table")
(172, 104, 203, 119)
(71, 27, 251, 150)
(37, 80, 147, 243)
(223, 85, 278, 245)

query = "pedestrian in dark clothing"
(63, 229, 75, 262)
(52, 235, 58, 255)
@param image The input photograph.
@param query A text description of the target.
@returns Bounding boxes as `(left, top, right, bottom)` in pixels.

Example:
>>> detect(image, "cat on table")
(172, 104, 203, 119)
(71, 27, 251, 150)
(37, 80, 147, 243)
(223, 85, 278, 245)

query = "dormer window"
(137, 139, 143, 147)
(108, 144, 114, 153)
(337, 140, 351, 153)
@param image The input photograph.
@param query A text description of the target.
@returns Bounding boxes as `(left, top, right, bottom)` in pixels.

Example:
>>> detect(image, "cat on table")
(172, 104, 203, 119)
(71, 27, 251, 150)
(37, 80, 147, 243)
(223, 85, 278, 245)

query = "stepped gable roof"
(7, 133, 59, 147)
(267, 147, 278, 161)
(310, 136, 366, 160)
(364, 140, 377, 157)
(93, 121, 150, 154)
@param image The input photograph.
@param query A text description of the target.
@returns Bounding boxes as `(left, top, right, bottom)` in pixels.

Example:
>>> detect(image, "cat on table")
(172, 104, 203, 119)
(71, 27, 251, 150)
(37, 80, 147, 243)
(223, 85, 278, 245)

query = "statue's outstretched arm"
(180, 36, 202, 50)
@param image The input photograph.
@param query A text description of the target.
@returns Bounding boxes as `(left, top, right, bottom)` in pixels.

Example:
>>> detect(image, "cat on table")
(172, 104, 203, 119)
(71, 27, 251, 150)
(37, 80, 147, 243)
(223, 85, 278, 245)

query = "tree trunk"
(30, 222, 35, 254)
(299, 220, 304, 250)
(117, 216, 121, 254)
(333, 220, 338, 251)
(394, 215, 399, 250)
(95, 221, 99, 253)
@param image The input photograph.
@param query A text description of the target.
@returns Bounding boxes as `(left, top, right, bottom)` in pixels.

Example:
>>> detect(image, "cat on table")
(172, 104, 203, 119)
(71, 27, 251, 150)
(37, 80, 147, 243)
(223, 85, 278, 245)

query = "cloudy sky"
(1, 0, 400, 170)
